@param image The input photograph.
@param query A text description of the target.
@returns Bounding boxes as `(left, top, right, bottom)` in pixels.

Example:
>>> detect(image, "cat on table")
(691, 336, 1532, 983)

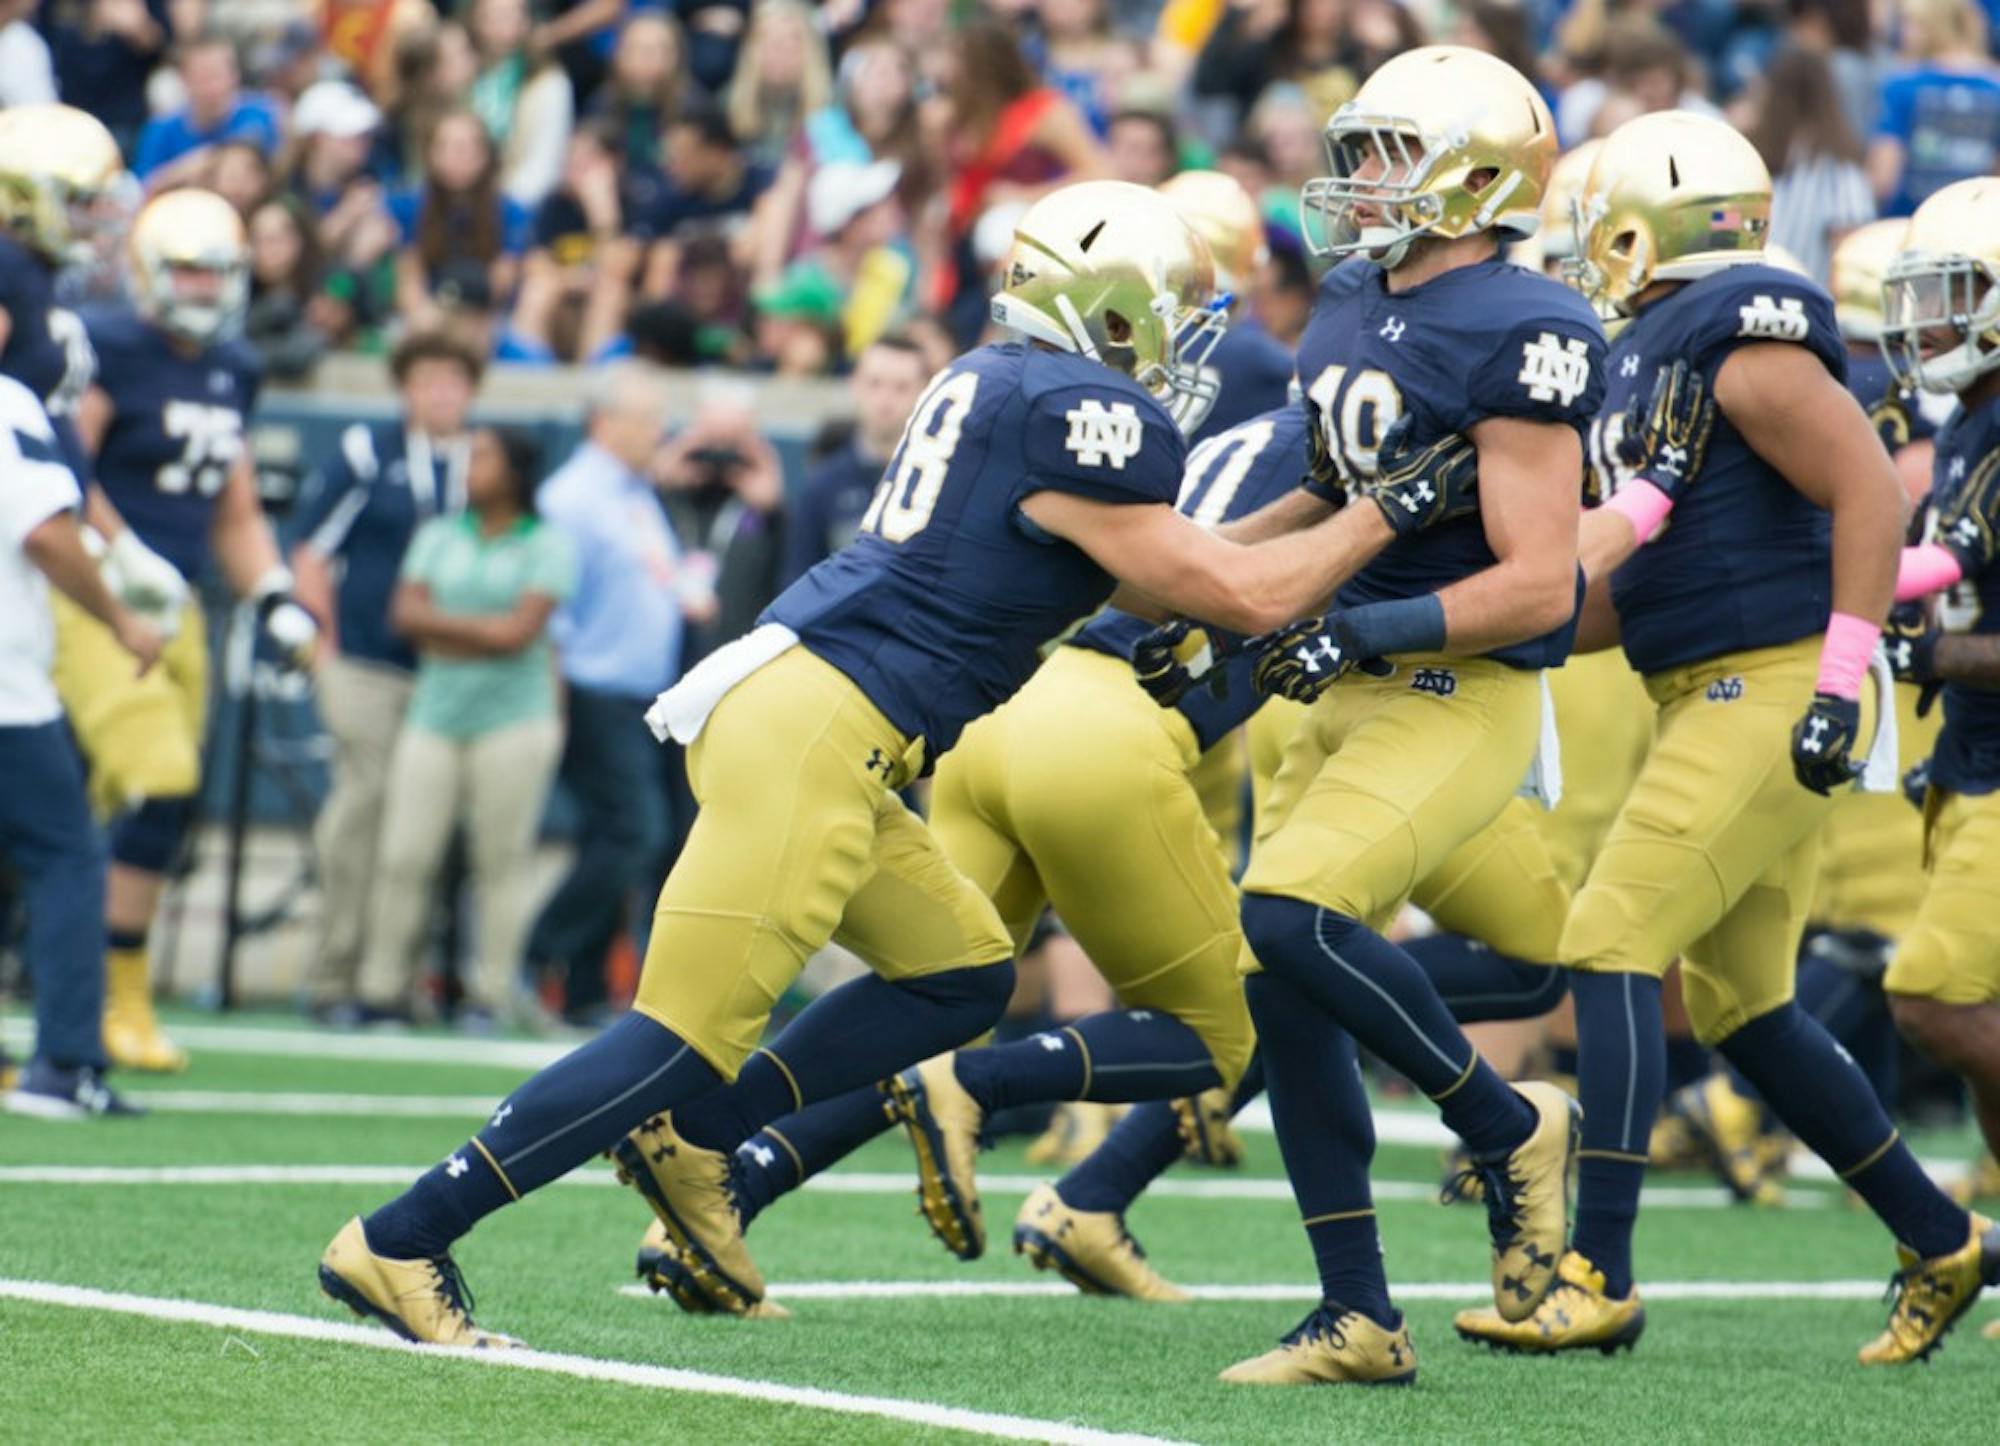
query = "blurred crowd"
(2, 0, 1995, 387)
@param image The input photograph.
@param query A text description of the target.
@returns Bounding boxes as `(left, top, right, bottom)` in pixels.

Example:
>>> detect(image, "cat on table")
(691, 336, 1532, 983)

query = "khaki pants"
(359, 715, 564, 1015)
(308, 657, 414, 1004)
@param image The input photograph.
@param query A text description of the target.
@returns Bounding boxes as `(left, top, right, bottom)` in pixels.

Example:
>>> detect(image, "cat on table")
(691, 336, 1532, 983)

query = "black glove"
(1791, 691, 1862, 795)
(1251, 613, 1393, 703)
(1902, 755, 1932, 812)
(1614, 358, 1716, 500)
(258, 592, 320, 674)
(1354, 414, 1479, 536)
(1883, 602, 1945, 717)
(1132, 618, 1238, 707)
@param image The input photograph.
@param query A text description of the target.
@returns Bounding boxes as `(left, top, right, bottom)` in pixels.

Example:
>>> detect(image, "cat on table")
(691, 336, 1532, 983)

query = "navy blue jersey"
(1926, 397, 2000, 794)
(291, 423, 469, 672)
(1846, 346, 1938, 457)
(765, 343, 1185, 761)
(1189, 320, 1295, 447)
(0, 236, 87, 410)
(85, 305, 264, 582)
(1298, 257, 1604, 669)
(1595, 266, 1845, 675)
(1073, 405, 1310, 750)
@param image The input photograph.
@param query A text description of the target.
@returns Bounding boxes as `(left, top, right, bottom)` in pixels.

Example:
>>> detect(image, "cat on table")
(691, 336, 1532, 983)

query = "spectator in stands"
(381, 19, 480, 189)
(0, 0, 56, 106)
(1452, 1, 1545, 98)
(777, 330, 928, 587)
(1867, 0, 2000, 216)
(768, 159, 912, 361)
(1743, 46, 1875, 282)
(204, 139, 272, 218)
(529, 0, 631, 105)
(1033, 0, 1141, 134)
(39, 0, 172, 158)
(360, 426, 574, 1033)
(1106, 106, 1179, 184)
(672, 0, 753, 91)
(590, 11, 688, 172)
(655, 378, 786, 655)
(530, 362, 684, 1025)
(727, 0, 832, 171)
(391, 109, 533, 338)
(133, 35, 282, 184)
(246, 17, 323, 110)
(244, 198, 332, 380)
(467, 0, 575, 207)
(1253, 239, 1316, 348)
(291, 331, 482, 1024)
(639, 103, 776, 299)
(747, 274, 843, 375)
(1785, 0, 1880, 143)
(1193, 0, 1359, 126)
(1562, 17, 1722, 143)
(506, 121, 645, 365)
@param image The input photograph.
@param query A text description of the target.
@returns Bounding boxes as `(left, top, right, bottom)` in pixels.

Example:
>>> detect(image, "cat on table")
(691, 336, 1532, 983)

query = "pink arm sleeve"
(1602, 479, 1675, 544)
(1815, 610, 1881, 699)
(1895, 542, 1964, 602)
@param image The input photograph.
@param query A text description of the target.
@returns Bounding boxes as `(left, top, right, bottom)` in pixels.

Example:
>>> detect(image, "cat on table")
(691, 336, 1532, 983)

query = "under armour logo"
(1296, 636, 1345, 673)
(1950, 456, 1968, 482)
(1392, 480, 1436, 515)
(1620, 354, 1641, 378)
(445, 1155, 469, 1178)
(1129, 1010, 1154, 1022)
(864, 748, 894, 778)
(1517, 332, 1593, 406)
(208, 369, 233, 395)
(1036, 1034, 1067, 1052)
(1655, 443, 1689, 478)
(1379, 317, 1406, 342)
(1950, 516, 1979, 549)
(1063, 399, 1144, 469)
(739, 1142, 777, 1169)
(1802, 716, 1830, 753)
(489, 1103, 513, 1128)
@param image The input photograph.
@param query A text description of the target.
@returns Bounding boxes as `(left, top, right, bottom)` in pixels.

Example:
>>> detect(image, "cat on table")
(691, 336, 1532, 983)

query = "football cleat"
(102, 951, 187, 1074)
(886, 1054, 986, 1260)
(1219, 1304, 1417, 1386)
(1647, 1106, 1707, 1171)
(1444, 1081, 1578, 1322)
(1984, 1317, 1999, 1341)
(1012, 1183, 1188, 1301)
(1175, 1088, 1246, 1168)
(1438, 1144, 1483, 1205)
(1452, 1251, 1645, 1354)
(609, 1113, 773, 1315)
(1024, 1101, 1124, 1168)
(1858, 1213, 2000, 1365)
(1673, 1075, 1786, 1206)
(1948, 1151, 2000, 1207)
(317, 1217, 523, 1348)
(634, 1219, 789, 1319)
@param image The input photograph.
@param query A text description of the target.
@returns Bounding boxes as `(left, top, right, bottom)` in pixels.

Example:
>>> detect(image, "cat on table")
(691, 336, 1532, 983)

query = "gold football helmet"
(1301, 44, 1555, 267)
(1882, 177, 2000, 395)
(1532, 140, 1604, 270)
(992, 180, 1227, 432)
(1159, 169, 1267, 299)
(129, 189, 250, 347)
(1572, 111, 1770, 318)
(0, 103, 133, 266)
(1828, 220, 1910, 344)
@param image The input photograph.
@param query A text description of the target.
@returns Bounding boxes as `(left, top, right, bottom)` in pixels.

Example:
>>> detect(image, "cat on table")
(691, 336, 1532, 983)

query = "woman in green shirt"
(358, 427, 576, 1031)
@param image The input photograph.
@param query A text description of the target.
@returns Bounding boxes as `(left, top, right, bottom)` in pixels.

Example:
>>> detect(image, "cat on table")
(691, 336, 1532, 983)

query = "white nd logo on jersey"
(1063, 399, 1144, 469)
(1737, 295, 1809, 341)
(1517, 333, 1592, 407)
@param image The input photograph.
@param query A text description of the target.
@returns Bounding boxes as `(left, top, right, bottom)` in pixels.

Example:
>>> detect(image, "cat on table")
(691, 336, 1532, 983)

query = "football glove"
(89, 526, 188, 638)
(1132, 618, 1239, 707)
(1790, 691, 1862, 795)
(1883, 603, 1945, 717)
(1902, 755, 1932, 812)
(1251, 613, 1393, 703)
(1353, 414, 1478, 536)
(1614, 358, 1715, 501)
(250, 566, 318, 674)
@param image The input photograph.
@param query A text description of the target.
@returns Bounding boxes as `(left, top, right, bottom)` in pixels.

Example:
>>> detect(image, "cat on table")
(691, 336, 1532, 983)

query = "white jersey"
(0, 372, 83, 726)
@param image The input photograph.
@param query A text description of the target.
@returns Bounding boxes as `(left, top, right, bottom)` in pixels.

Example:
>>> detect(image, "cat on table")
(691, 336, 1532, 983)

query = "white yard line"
(0, 1278, 1186, 1446)
(620, 1279, 1898, 1304)
(0, 1017, 569, 1070)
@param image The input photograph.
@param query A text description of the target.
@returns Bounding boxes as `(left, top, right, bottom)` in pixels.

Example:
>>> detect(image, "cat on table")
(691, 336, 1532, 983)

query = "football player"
(1453, 113, 1993, 1367)
(1870, 177, 2000, 1312)
(318, 180, 1459, 1348)
(1164, 169, 1294, 447)
(1149, 46, 1605, 1386)
(51, 189, 316, 1074)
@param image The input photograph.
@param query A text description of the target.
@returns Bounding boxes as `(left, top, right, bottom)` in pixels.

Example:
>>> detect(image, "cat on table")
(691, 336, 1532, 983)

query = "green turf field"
(4, 1010, 1997, 1443)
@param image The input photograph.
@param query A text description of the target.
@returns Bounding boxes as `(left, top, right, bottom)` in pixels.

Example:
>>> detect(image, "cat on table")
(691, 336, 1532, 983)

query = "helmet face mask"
(0, 104, 132, 268)
(1882, 253, 2000, 394)
(128, 189, 249, 348)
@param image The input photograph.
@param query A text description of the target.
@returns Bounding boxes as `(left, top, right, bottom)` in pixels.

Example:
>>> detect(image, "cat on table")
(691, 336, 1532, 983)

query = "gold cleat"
(317, 1217, 522, 1348)
(102, 953, 187, 1073)
(1859, 1213, 2000, 1365)
(1448, 1081, 1579, 1322)
(609, 1113, 773, 1316)
(1438, 1144, 1483, 1205)
(1673, 1075, 1785, 1206)
(1219, 1305, 1416, 1386)
(886, 1054, 987, 1259)
(1647, 1109, 1707, 1171)
(1947, 1152, 2000, 1207)
(1023, 1101, 1125, 1167)
(1174, 1088, 1246, 1168)
(634, 1219, 790, 1319)
(1984, 1317, 2000, 1340)
(1012, 1183, 1187, 1301)
(1452, 1251, 1645, 1355)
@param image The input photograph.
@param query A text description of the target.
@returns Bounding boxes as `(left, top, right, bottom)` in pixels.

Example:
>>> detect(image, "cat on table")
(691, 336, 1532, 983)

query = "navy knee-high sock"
(1406, 932, 1569, 1023)
(1059, 1054, 1267, 1214)
(1568, 970, 1664, 1298)
(951, 1009, 1222, 1114)
(675, 962, 1014, 1153)
(1719, 1002, 1967, 1259)
(1796, 950, 1899, 1111)
(1664, 1036, 1713, 1094)
(1246, 971, 1395, 1327)
(364, 1012, 723, 1258)
(732, 1085, 897, 1226)
(1240, 894, 1534, 1156)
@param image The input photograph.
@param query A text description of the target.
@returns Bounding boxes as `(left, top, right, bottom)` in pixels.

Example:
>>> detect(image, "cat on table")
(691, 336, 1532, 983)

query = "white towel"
(1516, 670, 1565, 809)
(1857, 647, 1899, 793)
(644, 623, 800, 744)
